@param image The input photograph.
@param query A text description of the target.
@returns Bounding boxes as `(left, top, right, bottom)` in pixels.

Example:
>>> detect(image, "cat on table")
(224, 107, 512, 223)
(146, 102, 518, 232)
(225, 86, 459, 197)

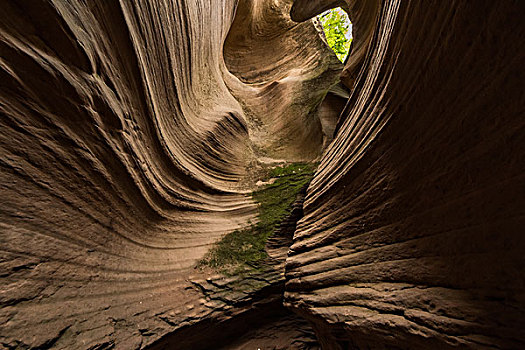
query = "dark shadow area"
(146, 284, 319, 350)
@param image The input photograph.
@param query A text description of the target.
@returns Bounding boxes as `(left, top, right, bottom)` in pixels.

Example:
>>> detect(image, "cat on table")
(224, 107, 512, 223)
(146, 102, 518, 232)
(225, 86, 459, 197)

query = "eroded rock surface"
(0, 0, 337, 348)
(1, 0, 524, 349)
(286, 0, 525, 349)
(224, 0, 342, 161)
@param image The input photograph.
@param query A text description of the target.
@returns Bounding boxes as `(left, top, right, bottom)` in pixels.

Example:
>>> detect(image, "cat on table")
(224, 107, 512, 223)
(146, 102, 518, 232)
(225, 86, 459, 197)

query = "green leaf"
(318, 8, 352, 63)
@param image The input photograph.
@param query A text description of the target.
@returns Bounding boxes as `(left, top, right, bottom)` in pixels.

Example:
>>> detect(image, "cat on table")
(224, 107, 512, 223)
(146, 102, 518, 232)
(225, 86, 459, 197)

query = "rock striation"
(0, 0, 338, 348)
(224, 0, 343, 161)
(286, 0, 525, 349)
(1, 0, 524, 349)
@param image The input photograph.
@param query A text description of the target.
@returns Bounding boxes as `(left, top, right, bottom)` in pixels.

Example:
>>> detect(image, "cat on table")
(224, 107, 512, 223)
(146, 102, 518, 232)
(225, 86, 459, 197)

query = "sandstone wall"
(1, 0, 524, 349)
(286, 0, 525, 349)
(0, 0, 337, 348)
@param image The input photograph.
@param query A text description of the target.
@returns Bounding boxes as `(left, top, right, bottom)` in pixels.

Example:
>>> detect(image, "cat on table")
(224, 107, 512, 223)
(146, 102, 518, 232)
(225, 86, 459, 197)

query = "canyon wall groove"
(286, 0, 525, 349)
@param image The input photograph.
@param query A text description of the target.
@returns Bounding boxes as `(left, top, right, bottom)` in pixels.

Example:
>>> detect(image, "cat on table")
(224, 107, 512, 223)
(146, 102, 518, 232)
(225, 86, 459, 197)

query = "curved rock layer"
(2, 0, 524, 349)
(224, 0, 343, 161)
(0, 0, 338, 348)
(286, 0, 525, 349)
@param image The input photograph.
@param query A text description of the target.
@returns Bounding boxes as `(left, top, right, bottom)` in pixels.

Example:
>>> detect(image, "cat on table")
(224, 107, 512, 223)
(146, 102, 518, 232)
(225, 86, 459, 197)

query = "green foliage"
(198, 163, 316, 274)
(318, 8, 352, 62)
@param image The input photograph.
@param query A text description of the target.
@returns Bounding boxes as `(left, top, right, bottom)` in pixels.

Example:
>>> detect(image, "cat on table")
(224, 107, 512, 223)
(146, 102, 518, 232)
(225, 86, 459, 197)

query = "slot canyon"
(1, 0, 524, 349)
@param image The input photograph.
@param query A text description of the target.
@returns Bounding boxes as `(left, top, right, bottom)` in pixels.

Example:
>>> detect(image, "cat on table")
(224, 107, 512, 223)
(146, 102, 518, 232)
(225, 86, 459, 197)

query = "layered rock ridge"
(286, 0, 525, 349)
(0, 0, 340, 348)
(224, 0, 343, 161)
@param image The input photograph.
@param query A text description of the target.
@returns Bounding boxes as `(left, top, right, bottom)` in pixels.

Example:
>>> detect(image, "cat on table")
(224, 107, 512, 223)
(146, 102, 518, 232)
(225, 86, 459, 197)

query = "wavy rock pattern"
(0, 0, 338, 348)
(1, 0, 524, 349)
(286, 0, 525, 349)
(224, 0, 342, 161)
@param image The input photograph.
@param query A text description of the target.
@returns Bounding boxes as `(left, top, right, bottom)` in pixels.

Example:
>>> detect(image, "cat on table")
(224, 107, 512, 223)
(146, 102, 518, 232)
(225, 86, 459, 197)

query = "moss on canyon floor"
(198, 163, 316, 274)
